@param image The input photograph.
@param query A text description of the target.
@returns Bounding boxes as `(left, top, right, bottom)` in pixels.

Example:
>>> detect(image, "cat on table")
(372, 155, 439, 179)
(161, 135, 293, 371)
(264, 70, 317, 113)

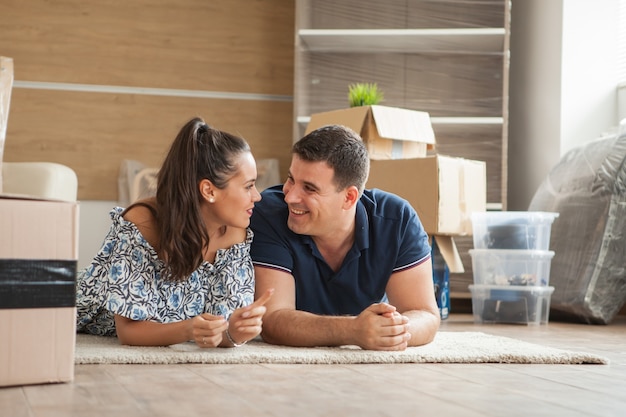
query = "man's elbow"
(409, 309, 441, 346)
(259, 309, 295, 346)
(423, 314, 440, 345)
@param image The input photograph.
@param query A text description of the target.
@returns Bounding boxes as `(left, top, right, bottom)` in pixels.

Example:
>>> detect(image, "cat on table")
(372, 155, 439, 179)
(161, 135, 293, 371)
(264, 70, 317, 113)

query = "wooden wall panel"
(4, 89, 293, 200)
(0, 0, 295, 200)
(1, 0, 294, 94)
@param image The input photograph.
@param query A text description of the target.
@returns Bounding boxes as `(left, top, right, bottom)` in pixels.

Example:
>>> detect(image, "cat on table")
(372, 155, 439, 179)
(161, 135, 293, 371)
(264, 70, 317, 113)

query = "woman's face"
(210, 151, 262, 229)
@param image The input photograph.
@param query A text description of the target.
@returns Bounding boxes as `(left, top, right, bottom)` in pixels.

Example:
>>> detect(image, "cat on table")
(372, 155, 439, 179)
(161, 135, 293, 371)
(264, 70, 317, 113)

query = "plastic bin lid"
(469, 284, 555, 295)
(469, 249, 555, 259)
(471, 211, 559, 223)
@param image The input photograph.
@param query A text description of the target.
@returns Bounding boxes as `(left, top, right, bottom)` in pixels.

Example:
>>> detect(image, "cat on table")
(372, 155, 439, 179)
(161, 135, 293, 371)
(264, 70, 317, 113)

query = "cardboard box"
(0, 57, 14, 194)
(366, 155, 486, 235)
(430, 235, 464, 320)
(305, 105, 436, 159)
(0, 196, 79, 387)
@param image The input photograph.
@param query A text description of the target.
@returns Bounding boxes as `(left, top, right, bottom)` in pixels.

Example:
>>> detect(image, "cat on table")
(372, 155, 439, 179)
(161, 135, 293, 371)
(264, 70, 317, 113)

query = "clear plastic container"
(469, 249, 555, 286)
(469, 284, 555, 325)
(471, 211, 559, 250)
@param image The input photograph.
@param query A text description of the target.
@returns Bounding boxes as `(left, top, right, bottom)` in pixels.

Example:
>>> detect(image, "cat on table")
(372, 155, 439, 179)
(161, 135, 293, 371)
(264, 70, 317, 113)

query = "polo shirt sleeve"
(249, 189, 294, 274)
(394, 206, 432, 273)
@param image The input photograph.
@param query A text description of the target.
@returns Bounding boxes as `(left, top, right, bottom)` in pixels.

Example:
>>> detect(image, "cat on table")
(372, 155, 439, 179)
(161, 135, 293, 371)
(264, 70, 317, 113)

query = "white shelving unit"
(293, 0, 511, 208)
(293, 0, 511, 297)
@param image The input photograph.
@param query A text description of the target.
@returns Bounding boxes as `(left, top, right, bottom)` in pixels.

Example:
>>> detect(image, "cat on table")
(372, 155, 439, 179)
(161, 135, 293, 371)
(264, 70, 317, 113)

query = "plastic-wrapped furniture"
(2, 162, 78, 202)
(528, 130, 626, 324)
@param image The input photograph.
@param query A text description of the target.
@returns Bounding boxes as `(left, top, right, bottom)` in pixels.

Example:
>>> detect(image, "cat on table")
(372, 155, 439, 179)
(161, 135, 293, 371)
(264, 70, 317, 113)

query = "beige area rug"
(75, 331, 608, 365)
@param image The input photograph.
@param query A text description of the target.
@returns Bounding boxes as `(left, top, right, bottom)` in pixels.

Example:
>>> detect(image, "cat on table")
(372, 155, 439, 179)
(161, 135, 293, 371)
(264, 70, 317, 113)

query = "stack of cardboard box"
(306, 105, 487, 319)
(0, 56, 79, 387)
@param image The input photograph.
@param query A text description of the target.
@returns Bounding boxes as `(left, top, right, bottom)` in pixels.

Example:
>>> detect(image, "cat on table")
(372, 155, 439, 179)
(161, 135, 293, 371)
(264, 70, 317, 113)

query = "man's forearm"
(260, 309, 357, 347)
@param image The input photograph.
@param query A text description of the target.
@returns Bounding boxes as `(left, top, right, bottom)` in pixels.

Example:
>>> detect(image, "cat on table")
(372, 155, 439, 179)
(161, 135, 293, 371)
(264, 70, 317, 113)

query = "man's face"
(282, 155, 347, 237)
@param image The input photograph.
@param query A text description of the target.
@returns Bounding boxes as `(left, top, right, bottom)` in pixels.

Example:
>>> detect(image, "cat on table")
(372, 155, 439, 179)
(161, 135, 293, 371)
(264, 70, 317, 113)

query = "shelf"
(298, 28, 506, 54)
(297, 116, 503, 126)
(430, 117, 503, 125)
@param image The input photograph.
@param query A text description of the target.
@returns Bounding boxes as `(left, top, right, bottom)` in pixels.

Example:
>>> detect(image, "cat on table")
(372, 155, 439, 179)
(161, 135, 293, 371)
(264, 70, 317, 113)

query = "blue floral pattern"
(76, 207, 255, 336)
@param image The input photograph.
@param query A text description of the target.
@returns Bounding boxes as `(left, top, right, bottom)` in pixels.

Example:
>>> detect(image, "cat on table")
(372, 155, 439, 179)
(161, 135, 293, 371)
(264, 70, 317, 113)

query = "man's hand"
(353, 303, 412, 351)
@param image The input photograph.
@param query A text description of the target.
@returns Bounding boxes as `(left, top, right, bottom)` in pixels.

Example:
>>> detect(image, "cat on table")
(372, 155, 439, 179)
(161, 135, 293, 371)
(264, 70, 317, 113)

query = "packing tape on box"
(0, 259, 76, 309)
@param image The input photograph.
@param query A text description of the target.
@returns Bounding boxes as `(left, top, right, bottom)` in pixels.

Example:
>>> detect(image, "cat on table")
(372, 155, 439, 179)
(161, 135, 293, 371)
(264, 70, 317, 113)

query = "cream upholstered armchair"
(1, 162, 78, 202)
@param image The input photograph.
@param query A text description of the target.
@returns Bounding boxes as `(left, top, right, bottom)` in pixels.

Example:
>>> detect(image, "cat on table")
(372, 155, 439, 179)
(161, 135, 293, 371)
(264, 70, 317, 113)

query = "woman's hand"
(225, 289, 274, 347)
(189, 289, 274, 348)
(191, 314, 229, 348)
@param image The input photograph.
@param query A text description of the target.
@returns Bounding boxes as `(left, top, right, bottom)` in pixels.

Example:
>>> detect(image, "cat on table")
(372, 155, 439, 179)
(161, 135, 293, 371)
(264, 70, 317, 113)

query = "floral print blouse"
(76, 207, 255, 337)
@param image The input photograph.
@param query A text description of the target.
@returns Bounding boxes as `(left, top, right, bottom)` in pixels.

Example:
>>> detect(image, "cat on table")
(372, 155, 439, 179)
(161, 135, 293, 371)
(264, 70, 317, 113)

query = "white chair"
(130, 167, 158, 203)
(1, 162, 78, 202)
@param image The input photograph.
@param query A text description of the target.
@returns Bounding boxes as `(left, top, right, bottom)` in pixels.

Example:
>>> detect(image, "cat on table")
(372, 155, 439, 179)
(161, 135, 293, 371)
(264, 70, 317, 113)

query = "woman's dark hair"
(151, 117, 250, 281)
(293, 124, 369, 193)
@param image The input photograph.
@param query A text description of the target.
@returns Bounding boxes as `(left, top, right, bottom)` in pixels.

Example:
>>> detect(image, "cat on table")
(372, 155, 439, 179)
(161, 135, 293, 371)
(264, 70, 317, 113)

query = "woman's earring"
(209, 196, 215, 203)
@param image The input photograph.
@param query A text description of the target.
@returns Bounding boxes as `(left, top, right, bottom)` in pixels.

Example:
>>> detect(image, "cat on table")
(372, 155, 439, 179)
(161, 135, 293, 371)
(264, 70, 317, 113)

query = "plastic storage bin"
(471, 211, 559, 250)
(469, 249, 555, 286)
(469, 284, 555, 325)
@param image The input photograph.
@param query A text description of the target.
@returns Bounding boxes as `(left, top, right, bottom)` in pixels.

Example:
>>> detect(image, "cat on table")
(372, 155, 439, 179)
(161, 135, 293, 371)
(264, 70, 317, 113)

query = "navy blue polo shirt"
(249, 185, 431, 316)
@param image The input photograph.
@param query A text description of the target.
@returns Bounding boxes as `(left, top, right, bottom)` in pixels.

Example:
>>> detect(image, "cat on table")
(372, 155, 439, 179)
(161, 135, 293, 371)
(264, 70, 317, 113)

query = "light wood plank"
(1, 0, 294, 94)
(4, 89, 292, 200)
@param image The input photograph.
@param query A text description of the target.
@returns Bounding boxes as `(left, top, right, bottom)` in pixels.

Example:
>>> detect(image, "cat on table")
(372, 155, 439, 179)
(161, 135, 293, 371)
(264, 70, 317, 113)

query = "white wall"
(561, 0, 620, 150)
(78, 200, 117, 270)
(508, 0, 622, 210)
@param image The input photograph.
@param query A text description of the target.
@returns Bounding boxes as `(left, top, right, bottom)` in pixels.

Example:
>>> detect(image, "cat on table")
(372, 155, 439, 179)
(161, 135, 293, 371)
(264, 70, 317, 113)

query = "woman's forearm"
(114, 315, 194, 346)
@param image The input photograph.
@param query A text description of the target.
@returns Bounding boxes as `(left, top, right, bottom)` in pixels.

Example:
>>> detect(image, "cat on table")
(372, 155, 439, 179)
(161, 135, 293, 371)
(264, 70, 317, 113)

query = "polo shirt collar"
(354, 199, 370, 251)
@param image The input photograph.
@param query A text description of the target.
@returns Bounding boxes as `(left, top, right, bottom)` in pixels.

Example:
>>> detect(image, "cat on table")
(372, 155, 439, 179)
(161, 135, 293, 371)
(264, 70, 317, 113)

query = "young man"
(250, 125, 440, 351)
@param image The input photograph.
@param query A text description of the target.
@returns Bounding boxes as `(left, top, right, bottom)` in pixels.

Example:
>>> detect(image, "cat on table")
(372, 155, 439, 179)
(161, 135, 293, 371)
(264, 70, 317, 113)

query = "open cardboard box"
(0, 193, 79, 387)
(305, 105, 436, 159)
(367, 155, 486, 235)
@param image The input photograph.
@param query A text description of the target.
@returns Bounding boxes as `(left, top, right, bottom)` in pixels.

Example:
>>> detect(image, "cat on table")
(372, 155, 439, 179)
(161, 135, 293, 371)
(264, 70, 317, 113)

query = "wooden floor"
(2, 313, 626, 417)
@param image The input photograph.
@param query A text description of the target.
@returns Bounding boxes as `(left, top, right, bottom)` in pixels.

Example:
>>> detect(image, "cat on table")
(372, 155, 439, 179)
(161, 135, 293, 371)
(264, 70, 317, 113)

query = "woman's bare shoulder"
(122, 198, 159, 246)
(123, 198, 155, 221)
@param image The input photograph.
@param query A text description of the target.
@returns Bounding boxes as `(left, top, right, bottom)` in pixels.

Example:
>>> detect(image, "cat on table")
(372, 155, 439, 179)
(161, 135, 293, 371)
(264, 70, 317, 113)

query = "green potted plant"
(348, 82, 384, 107)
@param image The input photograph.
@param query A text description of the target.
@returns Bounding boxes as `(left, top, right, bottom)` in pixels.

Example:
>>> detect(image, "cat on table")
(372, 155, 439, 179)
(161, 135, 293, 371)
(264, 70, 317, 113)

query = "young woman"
(76, 117, 272, 347)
